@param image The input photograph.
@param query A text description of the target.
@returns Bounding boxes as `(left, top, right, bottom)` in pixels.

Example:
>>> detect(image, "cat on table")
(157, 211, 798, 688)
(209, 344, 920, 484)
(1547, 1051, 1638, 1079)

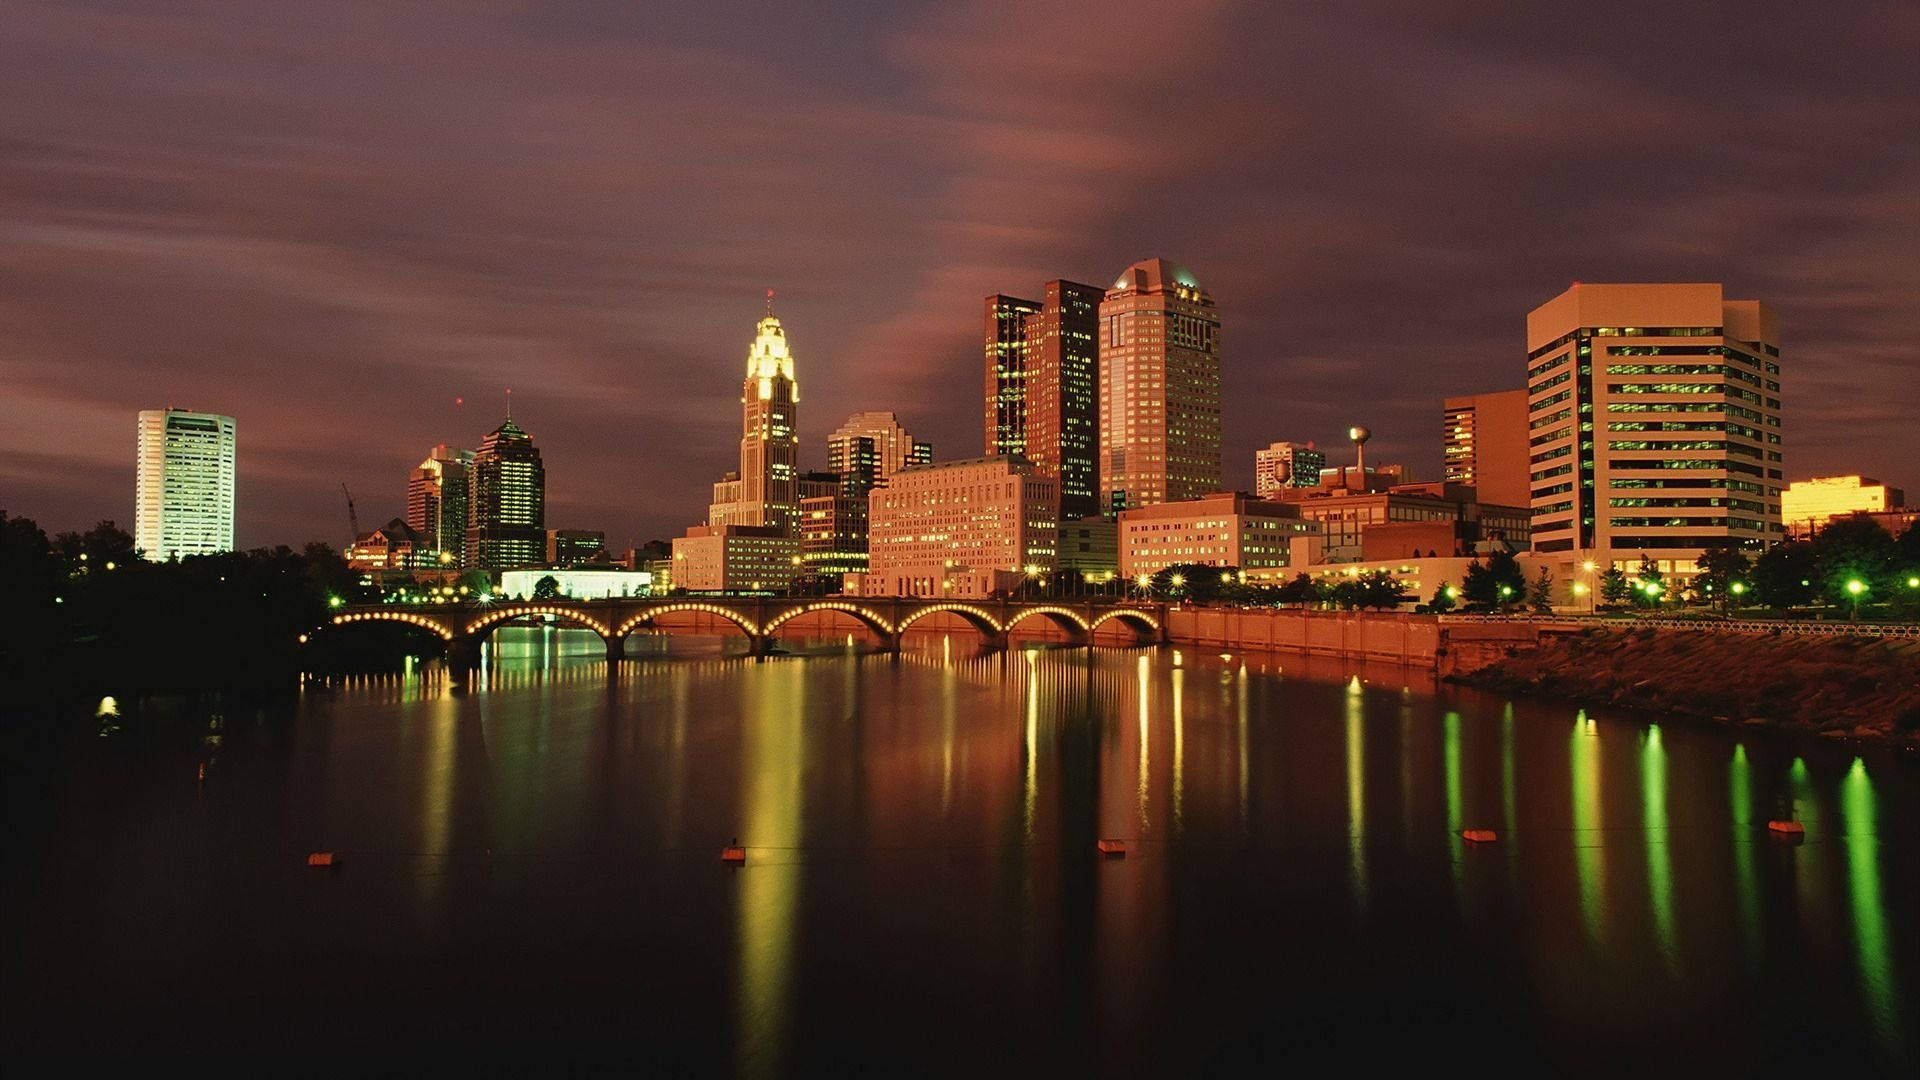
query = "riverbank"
(1454, 626, 1920, 744)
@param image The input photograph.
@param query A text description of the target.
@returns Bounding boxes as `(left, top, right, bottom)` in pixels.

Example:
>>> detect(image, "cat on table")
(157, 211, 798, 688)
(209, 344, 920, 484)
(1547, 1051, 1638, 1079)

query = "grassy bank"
(1454, 626, 1920, 743)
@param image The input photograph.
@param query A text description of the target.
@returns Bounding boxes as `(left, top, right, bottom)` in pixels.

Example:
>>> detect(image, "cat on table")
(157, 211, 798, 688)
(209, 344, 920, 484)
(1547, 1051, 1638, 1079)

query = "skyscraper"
(1525, 283, 1783, 573)
(826, 411, 929, 496)
(135, 408, 235, 561)
(1098, 258, 1220, 513)
(983, 279, 1103, 519)
(1441, 389, 1530, 508)
(407, 443, 472, 567)
(466, 415, 545, 570)
(1253, 441, 1327, 498)
(708, 309, 799, 534)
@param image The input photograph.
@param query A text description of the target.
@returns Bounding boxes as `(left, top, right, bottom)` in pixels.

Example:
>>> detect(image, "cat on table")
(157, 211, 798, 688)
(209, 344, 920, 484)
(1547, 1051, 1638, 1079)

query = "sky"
(3, 0, 1916, 550)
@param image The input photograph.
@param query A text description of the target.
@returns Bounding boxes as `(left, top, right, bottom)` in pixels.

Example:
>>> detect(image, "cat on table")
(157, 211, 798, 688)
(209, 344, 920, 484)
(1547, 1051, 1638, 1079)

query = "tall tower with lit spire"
(708, 294, 800, 535)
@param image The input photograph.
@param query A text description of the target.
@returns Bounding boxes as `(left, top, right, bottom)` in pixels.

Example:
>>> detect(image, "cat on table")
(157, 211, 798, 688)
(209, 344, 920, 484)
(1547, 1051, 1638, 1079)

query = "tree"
(1527, 566, 1554, 613)
(532, 574, 561, 599)
(1751, 540, 1817, 610)
(1694, 546, 1751, 613)
(1812, 515, 1897, 607)
(1462, 551, 1525, 609)
(1425, 582, 1455, 613)
(1151, 562, 1239, 605)
(1274, 573, 1321, 605)
(1599, 567, 1633, 606)
(1356, 570, 1411, 610)
(1631, 554, 1666, 608)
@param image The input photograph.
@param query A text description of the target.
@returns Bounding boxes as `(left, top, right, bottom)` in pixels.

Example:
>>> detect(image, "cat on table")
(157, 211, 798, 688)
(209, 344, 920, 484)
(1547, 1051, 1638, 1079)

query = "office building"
(1118, 492, 1320, 579)
(1098, 258, 1220, 513)
(799, 491, 869, 584)
(1253, 441, 1326, 498)
(135, 408, 235, 562)
(466, 414, 546, 570)
(546, 529, 608, 566)
(1441, 389, 1530, 507)
(863, 455, 1059, 597)
(826, 411, 930, 496)
(983, 279, 1103, 519)
(499, 567, 653, 599)
(1525, 283, 1784, 573)
(1781, 476, 1905, 538)
(348, 518, 428, 572)
(1058, 516, 1119, 578)
(708, 308, 800, 534)
(671, 525, 798, 593)
(406, 444, 472, 567)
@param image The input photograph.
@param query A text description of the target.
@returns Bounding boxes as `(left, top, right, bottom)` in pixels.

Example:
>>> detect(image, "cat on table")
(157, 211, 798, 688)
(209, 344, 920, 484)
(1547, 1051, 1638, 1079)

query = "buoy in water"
(306, 851, 337, 868)
(1096, 839, 1128, 857)
(721, 840, 747, 864)
(1461, 829, 1499, 843)
(1767, 820, 1805, 837)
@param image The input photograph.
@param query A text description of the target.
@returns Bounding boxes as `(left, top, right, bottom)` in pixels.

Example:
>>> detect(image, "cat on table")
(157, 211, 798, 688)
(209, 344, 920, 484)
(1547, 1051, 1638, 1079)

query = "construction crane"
(342, 483, 361, 547)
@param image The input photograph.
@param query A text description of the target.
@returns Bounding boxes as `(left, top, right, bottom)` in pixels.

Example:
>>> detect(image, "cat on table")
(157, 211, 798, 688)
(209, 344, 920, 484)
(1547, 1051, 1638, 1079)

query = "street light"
(1846, 577, 1867, 620)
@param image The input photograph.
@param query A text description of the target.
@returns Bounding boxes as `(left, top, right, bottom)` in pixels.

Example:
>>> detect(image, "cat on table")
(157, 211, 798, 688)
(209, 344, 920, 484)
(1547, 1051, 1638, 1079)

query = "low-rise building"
(499, 567, 654, 599)
(348, 518, 430, 571)
(1057, 515, 1118, 578)
(1781, 476, 1905, 538)
(671, 524, 798, 593)
(1118, 492, 1321, 578)
(1271, 481, 1529, 564)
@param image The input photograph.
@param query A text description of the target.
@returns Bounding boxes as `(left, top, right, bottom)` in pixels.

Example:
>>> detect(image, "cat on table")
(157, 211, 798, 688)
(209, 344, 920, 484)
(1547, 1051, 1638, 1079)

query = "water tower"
(1347, 425, 1371, 487)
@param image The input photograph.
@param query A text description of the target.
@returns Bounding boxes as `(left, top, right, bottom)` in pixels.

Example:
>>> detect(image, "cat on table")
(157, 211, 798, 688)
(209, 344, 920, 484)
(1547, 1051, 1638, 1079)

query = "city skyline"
(3, 3, 1916, 549)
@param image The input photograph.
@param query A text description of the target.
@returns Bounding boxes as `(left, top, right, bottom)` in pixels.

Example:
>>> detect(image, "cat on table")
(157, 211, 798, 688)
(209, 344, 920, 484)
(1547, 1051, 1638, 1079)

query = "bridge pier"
(446, 635, 482, 680)
(604, 633, 627, 664)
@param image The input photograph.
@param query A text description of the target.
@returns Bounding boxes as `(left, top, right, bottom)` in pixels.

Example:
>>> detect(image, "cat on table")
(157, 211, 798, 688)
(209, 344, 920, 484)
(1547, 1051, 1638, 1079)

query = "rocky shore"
(1453, 626, 1920, 745)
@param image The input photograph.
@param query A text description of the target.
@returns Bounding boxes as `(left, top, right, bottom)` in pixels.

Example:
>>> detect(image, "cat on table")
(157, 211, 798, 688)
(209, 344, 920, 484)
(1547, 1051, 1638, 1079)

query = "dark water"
(7, 628, 1917, 1075)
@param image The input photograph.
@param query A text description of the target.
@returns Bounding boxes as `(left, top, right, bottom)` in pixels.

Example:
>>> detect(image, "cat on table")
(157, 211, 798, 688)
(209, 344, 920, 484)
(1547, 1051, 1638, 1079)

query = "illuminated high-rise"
(1441, 390, 1530, 508)
(135, 408, 235, 561)
(709, 309, 800, 534)
(407, 443, 472, 567)
(466, 415, 545, 570)
(1525, 283, 1784, 573)
(1098, 259, 1220, 512)
(983, 279, 1102, 519)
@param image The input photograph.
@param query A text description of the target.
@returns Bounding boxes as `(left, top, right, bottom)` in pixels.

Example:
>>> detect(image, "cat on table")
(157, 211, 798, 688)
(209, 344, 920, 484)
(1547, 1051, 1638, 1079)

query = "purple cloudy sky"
(3, 0, 1916, 549)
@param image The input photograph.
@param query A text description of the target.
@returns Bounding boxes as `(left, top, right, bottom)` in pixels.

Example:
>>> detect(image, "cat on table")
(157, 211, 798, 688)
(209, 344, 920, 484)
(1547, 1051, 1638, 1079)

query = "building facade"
(865, 455, 1059, 594)
(799, 492, 869, 583)
(1118, 492, 1319, 578)
(135, 408, 236, 562)
(348, 518, 428, 571)
(1781, 476, 1905, 538)
(983, 279, 1103, 519)
(709, 312, 800, 534)
(1253, 441, 1327, 498)
(466, 415, 546, 570)
(546, 529, 607, 566)
(500, 567, 653, 599)
(1098, 259, 1220, 513)
(1272, 481, 1530, 564)
(407, 444, 472, 567)
(1525, 283, 1784, 573)
(826, 411, 930, 496)
(1057, 516, 1119, 578)
(1441, 389, 1531, 508)
(671, 524, 798, 593)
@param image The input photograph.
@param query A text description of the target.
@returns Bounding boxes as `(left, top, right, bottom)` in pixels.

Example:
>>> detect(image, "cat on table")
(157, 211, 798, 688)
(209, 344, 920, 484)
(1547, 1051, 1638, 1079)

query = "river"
(7, 627, 1916, 1074)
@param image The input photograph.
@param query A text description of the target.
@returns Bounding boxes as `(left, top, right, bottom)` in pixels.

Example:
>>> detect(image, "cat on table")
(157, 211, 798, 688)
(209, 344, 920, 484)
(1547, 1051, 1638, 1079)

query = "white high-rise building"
(135, 409, 236, 561)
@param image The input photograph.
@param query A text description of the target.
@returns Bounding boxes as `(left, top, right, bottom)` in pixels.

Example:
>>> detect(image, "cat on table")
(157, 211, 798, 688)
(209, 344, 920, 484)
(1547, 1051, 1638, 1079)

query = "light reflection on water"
(12, 625, 1918, 1073)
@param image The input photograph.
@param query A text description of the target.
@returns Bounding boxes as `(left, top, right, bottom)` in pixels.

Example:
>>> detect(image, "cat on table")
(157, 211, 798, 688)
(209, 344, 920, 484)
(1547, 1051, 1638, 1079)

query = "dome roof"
(1112, 257, 1203, 293)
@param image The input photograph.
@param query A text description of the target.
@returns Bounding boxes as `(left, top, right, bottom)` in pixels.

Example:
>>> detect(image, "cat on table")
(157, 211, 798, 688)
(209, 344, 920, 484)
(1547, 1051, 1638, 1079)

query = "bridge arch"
(1003, 605, 1092, 637)
(464, 604, 614, 640)
(615, 602, 759, 639)
(761, 601, 894, 638)
(1089, 608, 1161, 644)
(329, 610, 455, 640)
(896, 603, 1003, 638)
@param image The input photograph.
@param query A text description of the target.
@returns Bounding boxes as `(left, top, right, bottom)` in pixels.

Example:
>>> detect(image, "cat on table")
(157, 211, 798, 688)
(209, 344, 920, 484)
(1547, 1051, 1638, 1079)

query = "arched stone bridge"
(322, 596, 1168, 675)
